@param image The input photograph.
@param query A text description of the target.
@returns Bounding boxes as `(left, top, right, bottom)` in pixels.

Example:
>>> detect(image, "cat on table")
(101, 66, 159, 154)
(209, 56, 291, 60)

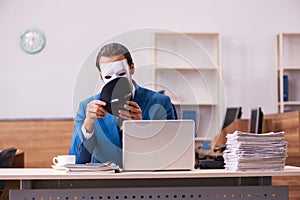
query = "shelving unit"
(152, 32, 224, 150)
(276, 33, 300, 113)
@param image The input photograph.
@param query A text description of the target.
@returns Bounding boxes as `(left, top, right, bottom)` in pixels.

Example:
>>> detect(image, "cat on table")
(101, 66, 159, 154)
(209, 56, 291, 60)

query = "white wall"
(0, 0, 300, 119)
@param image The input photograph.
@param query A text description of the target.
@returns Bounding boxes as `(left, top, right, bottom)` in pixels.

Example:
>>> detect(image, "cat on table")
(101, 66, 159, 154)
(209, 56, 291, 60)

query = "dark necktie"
(116, 116, 123, 146)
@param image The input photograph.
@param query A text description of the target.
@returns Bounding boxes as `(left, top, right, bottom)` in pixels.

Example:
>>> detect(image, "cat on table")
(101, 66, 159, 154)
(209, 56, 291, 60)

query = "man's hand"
(119, 101, 142, 120)
(84, 100, 107, 132)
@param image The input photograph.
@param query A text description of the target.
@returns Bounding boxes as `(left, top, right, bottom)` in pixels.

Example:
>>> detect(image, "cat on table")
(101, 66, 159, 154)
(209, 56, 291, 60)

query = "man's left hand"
(118, 101, 142, 120)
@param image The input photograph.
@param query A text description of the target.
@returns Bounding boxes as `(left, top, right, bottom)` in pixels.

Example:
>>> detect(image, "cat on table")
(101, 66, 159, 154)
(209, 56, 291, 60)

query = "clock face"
(19, 28, 46, 54)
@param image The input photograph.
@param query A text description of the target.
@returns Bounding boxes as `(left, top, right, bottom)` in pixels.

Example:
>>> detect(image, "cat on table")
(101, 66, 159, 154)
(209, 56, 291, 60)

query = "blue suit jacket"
(69, 83, 175, 166)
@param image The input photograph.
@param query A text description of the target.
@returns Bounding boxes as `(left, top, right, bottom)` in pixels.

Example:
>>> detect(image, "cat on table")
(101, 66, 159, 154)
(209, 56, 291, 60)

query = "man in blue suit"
(69, 43, 175, 166)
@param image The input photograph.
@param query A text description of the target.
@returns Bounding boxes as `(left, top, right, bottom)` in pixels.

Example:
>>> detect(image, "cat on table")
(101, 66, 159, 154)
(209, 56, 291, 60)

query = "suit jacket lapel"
(133, 84, 149, 112)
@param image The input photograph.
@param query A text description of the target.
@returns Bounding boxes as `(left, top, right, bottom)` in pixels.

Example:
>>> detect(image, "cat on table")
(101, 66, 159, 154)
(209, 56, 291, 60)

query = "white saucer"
(51, 165, 66, 170)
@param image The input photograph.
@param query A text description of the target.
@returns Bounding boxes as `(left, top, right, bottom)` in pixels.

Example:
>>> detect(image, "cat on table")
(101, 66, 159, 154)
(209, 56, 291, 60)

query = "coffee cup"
(52, 155, 75, 167)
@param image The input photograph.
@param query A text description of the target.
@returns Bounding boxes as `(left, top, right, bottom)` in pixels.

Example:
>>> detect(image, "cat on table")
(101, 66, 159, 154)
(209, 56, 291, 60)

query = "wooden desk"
(1, 166, 300, 200)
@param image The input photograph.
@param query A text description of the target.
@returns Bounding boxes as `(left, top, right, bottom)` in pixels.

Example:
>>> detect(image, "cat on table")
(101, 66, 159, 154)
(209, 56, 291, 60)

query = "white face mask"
(100, 59, 131, 85)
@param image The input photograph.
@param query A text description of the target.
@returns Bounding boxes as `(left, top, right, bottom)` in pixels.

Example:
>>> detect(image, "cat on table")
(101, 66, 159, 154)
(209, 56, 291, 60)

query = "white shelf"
(172, 102, 218, 106)
(155, 66, 220, 70)
(155, 68, 220, 105)
(154, 32, 220, 68)
(276, 33, 300, 113)
(281, 34, 300, 66)
(283, 101, 300, 106)
(195, 137, 212, 142)
(281, 33, 300, 36)
(277, 101, 300, 106)
(153, 32, 223, 142)
(277, 66, 300, 71)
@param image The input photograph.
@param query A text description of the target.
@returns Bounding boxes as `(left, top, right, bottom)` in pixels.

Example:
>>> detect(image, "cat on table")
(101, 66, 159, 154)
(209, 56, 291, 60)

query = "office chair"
(0, 147, 17, 197)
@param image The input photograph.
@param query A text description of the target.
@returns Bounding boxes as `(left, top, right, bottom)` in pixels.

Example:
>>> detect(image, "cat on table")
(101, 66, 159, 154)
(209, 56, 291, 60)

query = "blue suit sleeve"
(69, 101, 93, 164)
(147, 95, 176, 120)
(162, 96, 176, 120)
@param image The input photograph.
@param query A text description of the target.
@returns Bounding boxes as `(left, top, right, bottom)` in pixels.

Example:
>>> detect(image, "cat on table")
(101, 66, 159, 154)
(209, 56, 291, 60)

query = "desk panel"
(11, 186, 288, 200)
(22, 177, 272, 189)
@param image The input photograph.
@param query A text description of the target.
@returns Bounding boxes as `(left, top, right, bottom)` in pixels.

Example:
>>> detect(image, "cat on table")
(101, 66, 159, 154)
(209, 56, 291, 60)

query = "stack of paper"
(223, 131, 287, 171)
(65, 161, 120, 173)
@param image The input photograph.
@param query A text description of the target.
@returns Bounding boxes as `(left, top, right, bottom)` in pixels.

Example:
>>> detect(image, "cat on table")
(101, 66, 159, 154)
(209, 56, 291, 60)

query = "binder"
(283, 75, 288, 102)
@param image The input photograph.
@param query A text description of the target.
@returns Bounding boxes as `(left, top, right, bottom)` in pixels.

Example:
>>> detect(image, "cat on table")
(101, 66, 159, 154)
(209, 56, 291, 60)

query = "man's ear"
(129, 63, 135, 75)
(99, 72, 104, 81)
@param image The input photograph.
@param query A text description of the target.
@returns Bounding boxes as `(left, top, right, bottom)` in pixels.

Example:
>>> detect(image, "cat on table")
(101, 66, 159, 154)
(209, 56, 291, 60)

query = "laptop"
(122, 120, 195, 171)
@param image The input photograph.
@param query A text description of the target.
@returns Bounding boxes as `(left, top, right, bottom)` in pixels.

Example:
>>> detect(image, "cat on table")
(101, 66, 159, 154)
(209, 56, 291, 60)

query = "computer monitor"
(222, 107, 242, 130)
(249, 107, 263, 134)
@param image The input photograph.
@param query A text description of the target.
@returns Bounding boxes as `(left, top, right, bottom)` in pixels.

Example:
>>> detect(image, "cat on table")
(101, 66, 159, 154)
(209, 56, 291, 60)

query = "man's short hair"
(95, 43, 133, 71)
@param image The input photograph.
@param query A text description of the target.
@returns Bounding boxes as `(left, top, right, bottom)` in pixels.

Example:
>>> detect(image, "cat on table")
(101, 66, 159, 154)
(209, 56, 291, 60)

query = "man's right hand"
(83, 100, 107, 133)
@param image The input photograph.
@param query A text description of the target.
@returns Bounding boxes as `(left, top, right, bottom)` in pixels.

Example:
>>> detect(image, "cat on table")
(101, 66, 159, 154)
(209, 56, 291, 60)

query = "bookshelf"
(152, 32, 225, 150)
(276, 33, 300, 113)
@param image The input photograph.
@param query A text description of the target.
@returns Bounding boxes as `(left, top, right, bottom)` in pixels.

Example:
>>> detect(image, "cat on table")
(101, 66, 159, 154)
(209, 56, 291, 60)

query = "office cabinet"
(276, 33, 300, 113)
(153, 32, 224, 147)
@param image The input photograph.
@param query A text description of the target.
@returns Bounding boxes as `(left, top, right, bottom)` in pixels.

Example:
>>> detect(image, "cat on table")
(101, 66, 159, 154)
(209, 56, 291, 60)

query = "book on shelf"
(278, 75, 289, 102)
(283, 74, 288, 101)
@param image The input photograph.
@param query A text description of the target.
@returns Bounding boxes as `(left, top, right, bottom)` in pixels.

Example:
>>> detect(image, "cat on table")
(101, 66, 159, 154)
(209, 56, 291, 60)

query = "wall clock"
(19, 28, 46, 54)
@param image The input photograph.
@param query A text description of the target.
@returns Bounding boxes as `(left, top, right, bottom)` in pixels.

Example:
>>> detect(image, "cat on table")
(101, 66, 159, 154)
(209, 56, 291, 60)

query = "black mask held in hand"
(100, 77, 133, 116)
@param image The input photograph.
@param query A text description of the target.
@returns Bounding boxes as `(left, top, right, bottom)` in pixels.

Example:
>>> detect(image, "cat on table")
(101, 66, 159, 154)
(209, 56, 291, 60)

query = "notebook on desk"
(122, 120, 195, 171)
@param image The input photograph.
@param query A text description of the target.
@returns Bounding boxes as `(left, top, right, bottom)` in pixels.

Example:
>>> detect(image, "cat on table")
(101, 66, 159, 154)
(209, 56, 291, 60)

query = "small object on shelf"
(201, 140, 211, 150)
(182, 110, 197, 136)
(214, 145, 226, 153)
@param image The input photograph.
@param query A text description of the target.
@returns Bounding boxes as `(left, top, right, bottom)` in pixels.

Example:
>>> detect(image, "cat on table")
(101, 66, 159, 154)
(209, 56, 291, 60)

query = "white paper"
(223, 131, 287, 171)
